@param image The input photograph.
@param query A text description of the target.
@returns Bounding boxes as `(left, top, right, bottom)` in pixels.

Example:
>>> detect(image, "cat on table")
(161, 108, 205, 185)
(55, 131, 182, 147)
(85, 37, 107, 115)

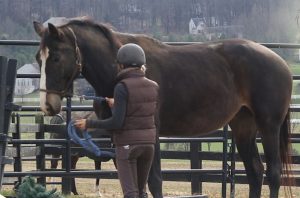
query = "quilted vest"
(113, 69, 159, 146)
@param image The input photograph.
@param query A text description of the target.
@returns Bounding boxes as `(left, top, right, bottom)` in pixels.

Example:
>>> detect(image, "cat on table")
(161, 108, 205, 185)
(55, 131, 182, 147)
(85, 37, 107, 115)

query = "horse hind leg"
(259, 120, 283, 198)
(229, 107, 264, 198)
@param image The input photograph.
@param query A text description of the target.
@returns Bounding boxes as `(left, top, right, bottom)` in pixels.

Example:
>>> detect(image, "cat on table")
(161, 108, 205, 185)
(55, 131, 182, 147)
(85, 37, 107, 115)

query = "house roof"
(17, 63, 40, 74)
(191, 18, 206, 26)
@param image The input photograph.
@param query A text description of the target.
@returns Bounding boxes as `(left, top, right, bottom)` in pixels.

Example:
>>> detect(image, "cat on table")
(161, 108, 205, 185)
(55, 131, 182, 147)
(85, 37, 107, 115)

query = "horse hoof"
(94, 185, 102, 197)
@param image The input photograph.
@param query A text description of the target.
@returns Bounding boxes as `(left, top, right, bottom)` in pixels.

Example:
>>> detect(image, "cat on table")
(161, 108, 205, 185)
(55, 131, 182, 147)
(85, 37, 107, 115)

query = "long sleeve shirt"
(86, 83, 127, 130)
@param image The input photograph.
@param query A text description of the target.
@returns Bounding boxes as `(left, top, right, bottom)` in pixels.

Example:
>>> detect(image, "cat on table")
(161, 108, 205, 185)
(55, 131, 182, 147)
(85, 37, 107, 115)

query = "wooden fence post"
(12, 113, 22, 185)
(191, 141, 202, 194)
(222, 125, 229, 198)
(36, 114, 46, 186)
(0, 56, 17, 190)
(3, 59, 18, 133)
(4, 59, 18, 186)
(229, 136, 236, 197)
(62, 97, 72, 194)
(0, 56, 8, 190)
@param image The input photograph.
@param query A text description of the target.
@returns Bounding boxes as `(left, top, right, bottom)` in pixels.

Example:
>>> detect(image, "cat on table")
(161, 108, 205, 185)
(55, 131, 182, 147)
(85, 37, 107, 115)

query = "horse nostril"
(44, 94, 62, 115)
(45, 102, 55, 115)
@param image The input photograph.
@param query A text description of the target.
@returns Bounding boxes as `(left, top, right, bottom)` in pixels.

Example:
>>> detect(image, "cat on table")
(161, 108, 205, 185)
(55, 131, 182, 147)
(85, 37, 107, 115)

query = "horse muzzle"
(40, 93, 62, 116)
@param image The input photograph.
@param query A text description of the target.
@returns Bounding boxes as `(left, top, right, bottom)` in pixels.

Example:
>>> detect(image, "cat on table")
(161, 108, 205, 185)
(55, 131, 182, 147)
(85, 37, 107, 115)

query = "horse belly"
(149, 44, 244, 137)
(159, 92, 241, 137)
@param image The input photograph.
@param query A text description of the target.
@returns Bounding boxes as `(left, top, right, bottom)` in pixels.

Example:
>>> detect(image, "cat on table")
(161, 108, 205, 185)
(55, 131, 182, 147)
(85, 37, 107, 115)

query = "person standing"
(75, 43, 159, 198)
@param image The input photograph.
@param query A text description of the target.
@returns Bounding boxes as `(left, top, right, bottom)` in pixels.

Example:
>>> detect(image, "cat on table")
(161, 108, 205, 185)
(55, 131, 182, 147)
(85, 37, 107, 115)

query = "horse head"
(34, 18, 121, 116)
(33, 20, 85, 115)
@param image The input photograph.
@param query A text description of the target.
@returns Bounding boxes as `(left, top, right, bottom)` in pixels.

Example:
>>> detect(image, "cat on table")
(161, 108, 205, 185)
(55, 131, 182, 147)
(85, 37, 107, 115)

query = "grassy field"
(290, 62, 300, 74)
(290, 62, 300, 102)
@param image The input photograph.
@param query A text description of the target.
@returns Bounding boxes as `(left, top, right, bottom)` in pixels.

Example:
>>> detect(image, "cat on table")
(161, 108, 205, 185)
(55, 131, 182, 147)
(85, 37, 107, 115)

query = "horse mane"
(62, 17, 122, 55)
(68, 17, 166, 48)
(52, 17, 166, 54)
(116, 31, 166, 49)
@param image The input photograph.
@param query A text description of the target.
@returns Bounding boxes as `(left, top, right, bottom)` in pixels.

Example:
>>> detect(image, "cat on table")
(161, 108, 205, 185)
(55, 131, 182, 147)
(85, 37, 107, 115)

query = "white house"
(14, 63, 39, 96)
(189, 17, 243, 40)
(189, 18, 206, 34)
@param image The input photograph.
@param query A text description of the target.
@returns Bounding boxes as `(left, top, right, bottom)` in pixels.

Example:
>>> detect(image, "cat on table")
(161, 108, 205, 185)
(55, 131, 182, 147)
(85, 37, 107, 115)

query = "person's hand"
(74, 119, 87, 130)
(106, 97, 114, 108)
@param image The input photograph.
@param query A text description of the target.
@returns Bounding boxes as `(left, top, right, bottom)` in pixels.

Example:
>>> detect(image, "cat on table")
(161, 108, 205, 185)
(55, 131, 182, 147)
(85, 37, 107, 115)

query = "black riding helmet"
(117, 43, 146, 67)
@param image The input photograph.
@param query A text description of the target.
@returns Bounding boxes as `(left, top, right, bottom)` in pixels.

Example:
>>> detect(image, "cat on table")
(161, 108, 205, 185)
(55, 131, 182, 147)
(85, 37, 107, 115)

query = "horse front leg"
(94, 160, 102, 197)
(71, 156, 80, 195)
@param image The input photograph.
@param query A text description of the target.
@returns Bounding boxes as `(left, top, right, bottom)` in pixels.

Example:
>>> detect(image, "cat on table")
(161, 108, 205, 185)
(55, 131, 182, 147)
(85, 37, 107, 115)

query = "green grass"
(290, 62, 300, 100)
(290, 62, 300, 74)
(0, 190, 15, 197)
(161, 142, 300, 154)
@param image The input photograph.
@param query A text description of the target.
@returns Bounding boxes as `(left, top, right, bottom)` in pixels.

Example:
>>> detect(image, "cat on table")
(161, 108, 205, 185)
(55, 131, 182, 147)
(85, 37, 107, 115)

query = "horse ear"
(33, 21, 45, 37)
(48, 23, 64, 40)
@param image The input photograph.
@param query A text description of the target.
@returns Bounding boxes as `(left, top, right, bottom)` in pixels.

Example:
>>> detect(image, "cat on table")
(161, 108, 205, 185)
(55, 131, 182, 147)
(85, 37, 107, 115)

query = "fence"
(0, 56, 18, 190)
(3, 112, 300, 195)
(3, 112, 233, 196)
(0, 40, 300, 198)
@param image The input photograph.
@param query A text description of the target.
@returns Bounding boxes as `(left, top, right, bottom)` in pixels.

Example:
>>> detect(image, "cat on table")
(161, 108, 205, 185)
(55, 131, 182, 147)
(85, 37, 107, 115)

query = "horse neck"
(74, 27, 166, 96)
(74, 27, 118, 97)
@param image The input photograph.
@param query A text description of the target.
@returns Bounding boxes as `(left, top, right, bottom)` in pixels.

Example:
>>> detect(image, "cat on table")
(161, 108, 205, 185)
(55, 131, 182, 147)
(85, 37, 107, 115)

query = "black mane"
(63, 18, 122, 55)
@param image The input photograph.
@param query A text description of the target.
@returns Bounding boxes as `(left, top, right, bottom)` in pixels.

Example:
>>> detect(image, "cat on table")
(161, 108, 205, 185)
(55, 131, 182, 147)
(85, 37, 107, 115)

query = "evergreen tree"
(15, 176, 64, 198)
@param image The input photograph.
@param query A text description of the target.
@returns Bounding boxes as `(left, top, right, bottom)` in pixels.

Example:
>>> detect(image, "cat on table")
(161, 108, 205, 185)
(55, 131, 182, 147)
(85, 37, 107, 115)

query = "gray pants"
(116, 144, 155, 198)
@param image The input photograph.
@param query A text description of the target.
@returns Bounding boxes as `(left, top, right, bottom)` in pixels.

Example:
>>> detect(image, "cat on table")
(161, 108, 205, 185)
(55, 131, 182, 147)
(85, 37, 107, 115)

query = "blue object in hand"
(67, 121, 115, 158)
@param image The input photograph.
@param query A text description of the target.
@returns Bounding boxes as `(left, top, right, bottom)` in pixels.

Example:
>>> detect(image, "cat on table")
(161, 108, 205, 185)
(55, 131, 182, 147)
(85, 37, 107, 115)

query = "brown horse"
(33, 17, 293, 198)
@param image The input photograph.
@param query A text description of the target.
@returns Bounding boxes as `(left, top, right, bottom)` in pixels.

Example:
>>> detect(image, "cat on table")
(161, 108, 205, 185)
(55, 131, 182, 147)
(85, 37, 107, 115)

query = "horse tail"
(280, 109, 294, 196)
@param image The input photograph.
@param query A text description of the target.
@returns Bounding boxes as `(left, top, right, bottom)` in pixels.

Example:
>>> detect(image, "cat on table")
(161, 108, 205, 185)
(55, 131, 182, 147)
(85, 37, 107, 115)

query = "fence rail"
(3, 114, 300, 189)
